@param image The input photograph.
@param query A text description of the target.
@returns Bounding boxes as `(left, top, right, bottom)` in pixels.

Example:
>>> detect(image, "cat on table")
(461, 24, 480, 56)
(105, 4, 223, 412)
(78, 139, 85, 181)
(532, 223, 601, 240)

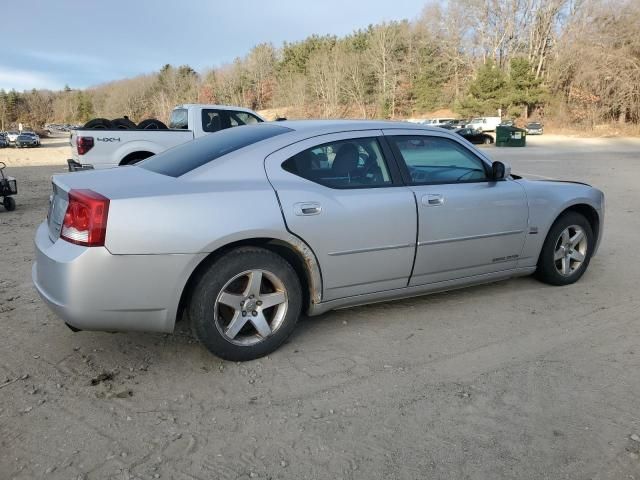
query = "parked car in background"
(15, 134, 39, 148)
(424, 118, 456, 126)
(0, 135, 8, 148)
(33, 120, 604, 361)
(68, 104, 265, 171)
(526, 122, 544, 135)
(455, 127, 494, 145)
(466, 117, 502, 132)
(446, 119, 468, 128)
(6, 131, 20, 143)
(499, 119, 515, 127)
(21, 131, 40, 145)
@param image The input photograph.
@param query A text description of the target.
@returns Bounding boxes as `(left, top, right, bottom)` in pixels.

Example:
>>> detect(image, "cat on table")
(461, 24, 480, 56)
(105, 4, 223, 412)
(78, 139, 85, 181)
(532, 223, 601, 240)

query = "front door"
(265, 131, 417, 301)
(384, 131, 528, 286)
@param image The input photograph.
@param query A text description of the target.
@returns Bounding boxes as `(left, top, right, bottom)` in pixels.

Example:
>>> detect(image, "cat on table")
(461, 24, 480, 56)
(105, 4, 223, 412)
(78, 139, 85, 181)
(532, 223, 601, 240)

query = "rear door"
(265, 131, 417, 301)
(384, 130, 528, 286)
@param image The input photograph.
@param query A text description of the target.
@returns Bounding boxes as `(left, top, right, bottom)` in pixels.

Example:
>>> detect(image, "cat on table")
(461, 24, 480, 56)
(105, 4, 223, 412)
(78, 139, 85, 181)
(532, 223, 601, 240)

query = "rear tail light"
(76, 136, 94, 155)
(61, 189, 110, 247)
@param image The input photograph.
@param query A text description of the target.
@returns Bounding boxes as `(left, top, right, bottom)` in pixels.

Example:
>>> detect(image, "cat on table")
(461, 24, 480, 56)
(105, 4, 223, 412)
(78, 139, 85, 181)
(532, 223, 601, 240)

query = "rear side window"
(229, 111, 263, 127)
(282, 138, 392, 189)
(139, 124, 291, 177)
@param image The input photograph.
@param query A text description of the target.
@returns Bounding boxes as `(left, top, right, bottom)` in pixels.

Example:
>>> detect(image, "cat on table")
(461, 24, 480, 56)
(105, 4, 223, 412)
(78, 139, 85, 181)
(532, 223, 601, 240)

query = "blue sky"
(0, 0, 425, 92)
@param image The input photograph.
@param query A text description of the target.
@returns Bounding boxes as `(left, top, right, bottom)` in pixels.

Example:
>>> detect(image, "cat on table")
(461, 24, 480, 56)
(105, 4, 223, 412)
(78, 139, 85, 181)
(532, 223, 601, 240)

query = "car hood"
(515, 178, 603, 209)
(530, 179, 591, 187)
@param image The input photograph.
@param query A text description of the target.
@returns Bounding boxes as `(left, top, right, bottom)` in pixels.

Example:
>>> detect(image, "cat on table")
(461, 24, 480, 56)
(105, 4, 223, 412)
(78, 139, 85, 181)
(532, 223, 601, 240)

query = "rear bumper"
(32, 222, 204, 333)
(67, 159, 94, 172)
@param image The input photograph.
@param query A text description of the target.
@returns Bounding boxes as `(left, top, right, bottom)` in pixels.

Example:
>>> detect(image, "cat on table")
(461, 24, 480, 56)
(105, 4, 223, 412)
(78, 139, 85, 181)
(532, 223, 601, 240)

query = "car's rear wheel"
(190, 247, 302, 361)
(536, 211, 594, 286)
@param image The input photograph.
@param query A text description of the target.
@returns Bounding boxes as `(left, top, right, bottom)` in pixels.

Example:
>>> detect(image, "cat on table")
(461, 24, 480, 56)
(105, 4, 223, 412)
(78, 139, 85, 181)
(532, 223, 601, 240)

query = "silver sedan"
(33, 121, 604, 361)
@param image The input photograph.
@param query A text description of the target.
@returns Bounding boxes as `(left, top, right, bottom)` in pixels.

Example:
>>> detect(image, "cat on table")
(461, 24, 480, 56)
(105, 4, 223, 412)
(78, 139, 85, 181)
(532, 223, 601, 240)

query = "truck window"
(202, 109, 225, 132)
(229, 111, 263, 127)
(169, 109, 188, 129)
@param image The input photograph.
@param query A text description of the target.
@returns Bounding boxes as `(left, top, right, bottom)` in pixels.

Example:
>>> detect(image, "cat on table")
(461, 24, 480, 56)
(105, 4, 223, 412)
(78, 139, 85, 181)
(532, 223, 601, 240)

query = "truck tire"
(83, 118, 113, 130)
(112, 117, 137, 130)
(137, 119, 168, 130)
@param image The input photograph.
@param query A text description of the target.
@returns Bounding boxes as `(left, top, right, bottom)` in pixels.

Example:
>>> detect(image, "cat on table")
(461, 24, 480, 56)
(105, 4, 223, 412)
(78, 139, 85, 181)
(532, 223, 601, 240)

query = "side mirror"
(491, 161, 511, 180)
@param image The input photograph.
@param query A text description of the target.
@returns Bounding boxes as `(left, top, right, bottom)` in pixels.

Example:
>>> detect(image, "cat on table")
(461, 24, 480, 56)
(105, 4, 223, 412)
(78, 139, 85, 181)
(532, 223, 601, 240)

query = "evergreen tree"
(459, 60, 508, 116)
(508, 58, 544, 119)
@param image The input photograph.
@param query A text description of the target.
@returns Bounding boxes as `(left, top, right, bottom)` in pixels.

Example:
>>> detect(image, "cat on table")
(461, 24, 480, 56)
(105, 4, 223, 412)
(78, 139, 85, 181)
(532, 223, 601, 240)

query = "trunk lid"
(47, 166, 174, 242)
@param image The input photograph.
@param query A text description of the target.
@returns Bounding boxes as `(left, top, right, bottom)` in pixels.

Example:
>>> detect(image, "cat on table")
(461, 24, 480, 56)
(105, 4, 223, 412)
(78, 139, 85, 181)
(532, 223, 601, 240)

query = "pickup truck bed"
(68, 104, 265, 171)
(69, 129, 193, 171)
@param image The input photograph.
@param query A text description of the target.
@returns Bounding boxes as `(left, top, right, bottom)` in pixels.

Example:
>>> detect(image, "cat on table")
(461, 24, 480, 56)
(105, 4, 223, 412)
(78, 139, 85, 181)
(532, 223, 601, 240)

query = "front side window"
(282, 137, 392, 189)
(390, 136, 488, 185)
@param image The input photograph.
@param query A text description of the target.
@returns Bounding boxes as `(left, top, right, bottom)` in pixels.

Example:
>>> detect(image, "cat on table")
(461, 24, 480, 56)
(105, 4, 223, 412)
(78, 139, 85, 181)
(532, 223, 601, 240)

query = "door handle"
(294, 202, 322, 216)
(422, 194, 444, 206)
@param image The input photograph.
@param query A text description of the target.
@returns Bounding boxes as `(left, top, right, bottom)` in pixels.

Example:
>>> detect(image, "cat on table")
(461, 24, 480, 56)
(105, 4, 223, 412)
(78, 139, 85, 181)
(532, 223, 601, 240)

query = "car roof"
(272, 119, 446, 135)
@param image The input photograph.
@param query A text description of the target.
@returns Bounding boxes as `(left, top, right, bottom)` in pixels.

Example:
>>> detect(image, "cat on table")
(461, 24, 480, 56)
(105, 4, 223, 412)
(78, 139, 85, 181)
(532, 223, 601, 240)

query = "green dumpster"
(495, 125, 526, 147)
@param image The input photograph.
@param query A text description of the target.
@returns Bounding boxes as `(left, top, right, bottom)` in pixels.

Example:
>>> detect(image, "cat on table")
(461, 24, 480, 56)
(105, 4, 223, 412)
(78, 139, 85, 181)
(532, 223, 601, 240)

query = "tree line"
(1, 0, 638, 130)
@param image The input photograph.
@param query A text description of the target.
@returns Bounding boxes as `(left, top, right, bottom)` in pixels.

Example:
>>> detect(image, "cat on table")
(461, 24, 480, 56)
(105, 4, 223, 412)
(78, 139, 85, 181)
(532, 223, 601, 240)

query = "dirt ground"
(1, 135, 639, 480)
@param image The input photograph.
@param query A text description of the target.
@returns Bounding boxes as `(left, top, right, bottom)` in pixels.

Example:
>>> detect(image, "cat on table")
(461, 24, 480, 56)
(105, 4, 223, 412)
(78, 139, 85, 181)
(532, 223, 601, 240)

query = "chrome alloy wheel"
(554, 225, 588, 276)
(214, 269, 288, 346)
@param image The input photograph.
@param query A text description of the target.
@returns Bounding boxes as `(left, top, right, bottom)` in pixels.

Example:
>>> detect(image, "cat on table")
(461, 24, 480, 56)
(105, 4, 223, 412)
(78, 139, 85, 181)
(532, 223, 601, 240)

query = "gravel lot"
(1, 135, 639, 479)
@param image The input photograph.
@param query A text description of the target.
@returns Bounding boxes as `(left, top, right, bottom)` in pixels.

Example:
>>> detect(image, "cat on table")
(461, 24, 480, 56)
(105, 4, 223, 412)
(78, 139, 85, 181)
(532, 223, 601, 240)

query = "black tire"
(3, 196, 16, 211)
(190, 247, 302, 361)
(137, 119, 168, 130)
(83, 118, 113, 130)
(111, 117, 137, 130)
(536, 211, 594, 286)
(484, 136, 493, 144)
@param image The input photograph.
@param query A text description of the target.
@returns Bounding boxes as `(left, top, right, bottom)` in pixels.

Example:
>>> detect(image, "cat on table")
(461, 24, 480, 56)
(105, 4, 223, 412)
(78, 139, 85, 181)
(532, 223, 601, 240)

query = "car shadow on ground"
(63, 274, 548, 369)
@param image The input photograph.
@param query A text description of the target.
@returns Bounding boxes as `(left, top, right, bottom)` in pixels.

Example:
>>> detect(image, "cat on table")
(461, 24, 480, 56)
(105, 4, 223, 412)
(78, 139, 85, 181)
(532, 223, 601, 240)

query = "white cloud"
(0, 67, 63, 91)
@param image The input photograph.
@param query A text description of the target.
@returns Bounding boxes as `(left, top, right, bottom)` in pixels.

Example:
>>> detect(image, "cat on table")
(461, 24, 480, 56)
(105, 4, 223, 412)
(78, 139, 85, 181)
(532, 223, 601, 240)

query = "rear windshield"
(169, 108, 188, 129)
(139, 124, 292, 177)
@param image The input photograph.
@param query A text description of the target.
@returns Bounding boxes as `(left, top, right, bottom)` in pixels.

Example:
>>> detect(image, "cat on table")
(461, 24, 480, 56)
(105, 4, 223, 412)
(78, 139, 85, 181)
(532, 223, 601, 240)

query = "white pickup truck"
(465, 116, 502, 133)
(68, 104, 265, 171)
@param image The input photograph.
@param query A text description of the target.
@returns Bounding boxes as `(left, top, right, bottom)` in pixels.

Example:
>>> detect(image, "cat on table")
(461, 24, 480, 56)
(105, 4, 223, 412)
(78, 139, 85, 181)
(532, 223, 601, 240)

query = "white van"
(466, 117, 501, 132)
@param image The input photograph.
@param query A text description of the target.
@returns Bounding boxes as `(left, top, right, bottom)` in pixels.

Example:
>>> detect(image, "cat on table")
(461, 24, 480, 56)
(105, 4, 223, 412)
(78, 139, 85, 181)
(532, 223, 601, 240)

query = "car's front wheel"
(190, 247, 302, 361)
(536, 211, 594, 286)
